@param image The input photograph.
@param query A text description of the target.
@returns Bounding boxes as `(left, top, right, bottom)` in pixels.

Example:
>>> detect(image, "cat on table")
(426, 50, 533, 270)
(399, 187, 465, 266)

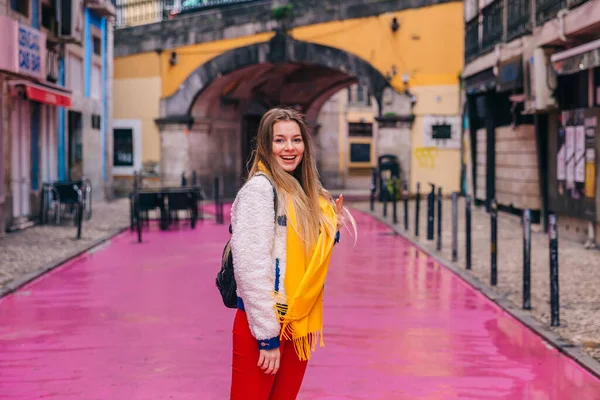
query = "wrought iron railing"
(535, 0, 564, 25)
(115, 0, 260, 29)
(507, 0, 530, 41)
(465, 17, 480, 62)
(481, 0, 503, 52)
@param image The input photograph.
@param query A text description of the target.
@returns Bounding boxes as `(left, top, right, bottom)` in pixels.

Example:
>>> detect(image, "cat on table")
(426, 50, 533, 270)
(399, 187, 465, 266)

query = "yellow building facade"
(114, 1, 464, 193)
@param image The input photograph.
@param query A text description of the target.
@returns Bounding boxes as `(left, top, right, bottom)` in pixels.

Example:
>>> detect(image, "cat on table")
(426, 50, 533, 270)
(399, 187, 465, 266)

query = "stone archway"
(160, 31, 390, 120)
(156, 31, 414, 194)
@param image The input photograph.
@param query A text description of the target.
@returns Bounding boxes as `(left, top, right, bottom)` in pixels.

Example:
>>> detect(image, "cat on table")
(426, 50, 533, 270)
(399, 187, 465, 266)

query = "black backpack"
(216, 174, 278, 308)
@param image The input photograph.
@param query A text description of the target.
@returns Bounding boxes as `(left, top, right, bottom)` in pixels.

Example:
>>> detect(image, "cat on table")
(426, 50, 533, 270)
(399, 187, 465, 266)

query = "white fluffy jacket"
(230, 174, 287, 342)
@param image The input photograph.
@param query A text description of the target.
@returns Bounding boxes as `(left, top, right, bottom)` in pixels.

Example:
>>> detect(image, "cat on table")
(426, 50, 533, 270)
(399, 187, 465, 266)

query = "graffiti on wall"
(414, 147, 439, 169)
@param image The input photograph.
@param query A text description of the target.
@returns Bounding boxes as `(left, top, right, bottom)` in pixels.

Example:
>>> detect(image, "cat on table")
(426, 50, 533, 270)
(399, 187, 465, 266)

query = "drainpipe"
(558, 9, 568, 42)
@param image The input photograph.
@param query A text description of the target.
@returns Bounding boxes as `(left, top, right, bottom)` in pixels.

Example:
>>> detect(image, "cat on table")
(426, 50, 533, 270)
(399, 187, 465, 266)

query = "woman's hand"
(335, 194, 344, 230)
(258, 348, 280, 375)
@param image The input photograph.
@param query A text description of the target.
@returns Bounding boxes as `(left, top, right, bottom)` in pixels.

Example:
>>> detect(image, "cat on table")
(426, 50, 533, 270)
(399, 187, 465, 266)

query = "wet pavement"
(1, 211, 600, 399)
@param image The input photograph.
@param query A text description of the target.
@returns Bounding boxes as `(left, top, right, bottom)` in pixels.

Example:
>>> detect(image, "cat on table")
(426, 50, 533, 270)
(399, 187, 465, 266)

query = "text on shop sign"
(18, 24, 42, 78)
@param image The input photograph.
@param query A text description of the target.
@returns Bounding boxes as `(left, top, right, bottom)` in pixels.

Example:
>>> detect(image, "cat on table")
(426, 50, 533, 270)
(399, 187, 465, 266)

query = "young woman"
(229, 107, 354, 399)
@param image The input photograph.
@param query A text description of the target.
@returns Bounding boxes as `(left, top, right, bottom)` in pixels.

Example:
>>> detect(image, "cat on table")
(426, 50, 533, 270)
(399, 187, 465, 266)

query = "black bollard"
(437, 187, 442, 251)
(490, 199, 498, 286)
(181, 172, 188, 187)
(192, 171, 198, 187)
(523, 209, 532, 310)
(392, 179, 398, 224)
(549, 213, 560, 326)
(451, 192, 458, 262)
(427, 183, 435, 241)
(403, 181, 409, 231)
(466, 194, 472, 270)
(75, 186, 83, 240)
(214, 177, 222, 225)
(383, 180, 388, 218)
(415, 182, 421, 236)
(370, 168, 377, 212)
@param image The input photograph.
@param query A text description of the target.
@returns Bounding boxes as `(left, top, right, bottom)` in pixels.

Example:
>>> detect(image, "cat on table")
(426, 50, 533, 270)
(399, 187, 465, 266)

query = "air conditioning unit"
(525, 47, 557, 113)
(59, 0, 84, 43)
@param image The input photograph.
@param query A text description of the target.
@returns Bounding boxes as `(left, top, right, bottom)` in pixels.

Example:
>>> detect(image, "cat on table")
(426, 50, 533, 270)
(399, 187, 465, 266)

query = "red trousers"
(230, 309, 308, 400)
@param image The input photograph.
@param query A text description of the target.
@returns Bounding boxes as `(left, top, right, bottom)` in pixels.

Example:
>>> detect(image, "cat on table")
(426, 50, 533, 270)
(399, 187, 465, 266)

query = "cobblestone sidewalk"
(0, 198, 130, 293)
(352, 199, 600, 363)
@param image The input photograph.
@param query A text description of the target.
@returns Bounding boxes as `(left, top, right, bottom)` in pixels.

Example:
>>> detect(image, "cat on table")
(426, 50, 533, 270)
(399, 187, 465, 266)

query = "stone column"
(158, 121, 191, 187)
(375, 87, 415, 185)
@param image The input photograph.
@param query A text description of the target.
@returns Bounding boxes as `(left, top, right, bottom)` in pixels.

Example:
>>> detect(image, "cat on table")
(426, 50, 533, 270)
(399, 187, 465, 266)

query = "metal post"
(437, 187, 442, 251)
(415, 182, 421, 236)
(192, 171, 198, 187)
(370, 168, 377, 212)
(403, 181, 409, 231)
(214, 176, 222, 225)
(466, 194, 472, 270)
(181, 172, 188, 187)
(490, 198, 498, 286)
(427, 183, 435, 241)
(451, 192, 458, 262)
(392, 179, 398, 224)
(523, 209, 531, 310)
(383, 182, 388, 218)
(549, 213, 560, 326)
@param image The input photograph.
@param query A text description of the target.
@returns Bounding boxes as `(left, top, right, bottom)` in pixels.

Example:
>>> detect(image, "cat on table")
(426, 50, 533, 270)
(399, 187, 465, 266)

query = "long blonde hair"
(247, 107, 355, 251)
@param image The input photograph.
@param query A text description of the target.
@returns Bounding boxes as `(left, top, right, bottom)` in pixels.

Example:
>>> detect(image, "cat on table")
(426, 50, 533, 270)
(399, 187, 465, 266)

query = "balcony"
(465, 17, 480, 62)
(115, 0, 260, 29)
(86, 0, 116, 17)
(506, 0, 531, 41)
(536, 0, 591, 25)
(535, 0, 564, 24)
(481, 0, 503, 53)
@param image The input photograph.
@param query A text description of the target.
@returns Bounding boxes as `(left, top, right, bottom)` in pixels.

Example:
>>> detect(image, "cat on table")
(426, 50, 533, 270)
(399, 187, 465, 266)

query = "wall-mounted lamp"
(169, 51, 178, 66)
(391, 17, 400, 33)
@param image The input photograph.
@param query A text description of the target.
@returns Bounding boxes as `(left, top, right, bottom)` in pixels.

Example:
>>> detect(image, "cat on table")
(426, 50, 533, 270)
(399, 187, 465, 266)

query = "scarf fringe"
(273, 293, 325, 361)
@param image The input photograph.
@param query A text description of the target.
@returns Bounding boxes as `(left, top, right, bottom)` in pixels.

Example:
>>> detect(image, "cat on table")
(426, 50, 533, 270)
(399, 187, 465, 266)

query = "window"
(357, 85, 364, 103)
(350, 143, 371, 163)
(347, 137, 375, 168)
(431, 124, 452, 140)
(67, 54, 83, 94)
(113, 120, 142, 175)
(42, 0, 57, 33)
(91, 64, 101, 99)
(93, 36, 102, 56)
(348, 84, 372, 106)
(11, 0, 29, 16)
(114, 129, 134, 167)
(556, 70, 589, 111)
(348, 122, 373, 137)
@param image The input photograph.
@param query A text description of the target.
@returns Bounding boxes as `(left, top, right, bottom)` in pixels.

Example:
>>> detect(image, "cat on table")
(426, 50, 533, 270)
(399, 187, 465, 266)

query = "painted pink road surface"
(1, 211, 600, 399)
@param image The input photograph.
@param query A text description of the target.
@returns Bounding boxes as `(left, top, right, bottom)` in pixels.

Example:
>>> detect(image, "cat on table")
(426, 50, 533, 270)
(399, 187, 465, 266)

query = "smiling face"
(272, 120, 305, 173)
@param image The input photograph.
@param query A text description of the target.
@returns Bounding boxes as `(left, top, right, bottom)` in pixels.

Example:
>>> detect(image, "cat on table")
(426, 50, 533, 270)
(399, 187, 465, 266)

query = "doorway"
(10, 98, 31, 220)
(67, 110, 83, 181)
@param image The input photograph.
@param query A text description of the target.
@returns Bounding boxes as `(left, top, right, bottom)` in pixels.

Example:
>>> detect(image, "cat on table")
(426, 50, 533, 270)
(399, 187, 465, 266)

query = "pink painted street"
(1, 211, 600, 399)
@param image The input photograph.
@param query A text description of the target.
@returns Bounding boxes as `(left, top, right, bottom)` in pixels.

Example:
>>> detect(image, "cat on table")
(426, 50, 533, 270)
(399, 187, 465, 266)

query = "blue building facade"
(0, 0, 114, 233)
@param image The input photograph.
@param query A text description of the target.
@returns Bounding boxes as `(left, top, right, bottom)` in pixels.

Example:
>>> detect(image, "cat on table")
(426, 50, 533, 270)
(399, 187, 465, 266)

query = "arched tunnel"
(156, 33, 402, 197)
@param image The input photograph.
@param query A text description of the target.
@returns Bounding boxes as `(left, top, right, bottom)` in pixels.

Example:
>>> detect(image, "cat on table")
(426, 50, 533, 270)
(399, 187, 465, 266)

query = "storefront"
(548, 40, 600, 243)
(0, 16, 72, 229)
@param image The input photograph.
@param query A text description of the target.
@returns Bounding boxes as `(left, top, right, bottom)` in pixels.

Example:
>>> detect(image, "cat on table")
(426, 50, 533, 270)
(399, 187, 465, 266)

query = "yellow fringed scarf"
(276, 197, 337, 361)
(255, 164, 337, 361)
